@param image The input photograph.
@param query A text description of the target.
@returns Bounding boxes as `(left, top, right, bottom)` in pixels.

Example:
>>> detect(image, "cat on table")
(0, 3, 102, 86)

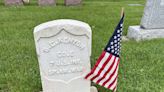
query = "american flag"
(85, 13, 124, 92)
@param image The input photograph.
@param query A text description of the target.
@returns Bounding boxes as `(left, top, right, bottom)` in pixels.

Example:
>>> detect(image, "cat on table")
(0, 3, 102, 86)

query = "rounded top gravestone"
(34, 19, 92, 92)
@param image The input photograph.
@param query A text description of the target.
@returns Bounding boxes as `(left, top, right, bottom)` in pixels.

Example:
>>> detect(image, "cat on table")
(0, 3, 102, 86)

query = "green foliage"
(0, 0, 164, 92)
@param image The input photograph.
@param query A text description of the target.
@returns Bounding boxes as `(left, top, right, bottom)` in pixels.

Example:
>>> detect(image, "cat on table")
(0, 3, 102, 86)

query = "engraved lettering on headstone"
(49, 37, 85, 50)
(49, 61, 55, 67)
(51, 58, 81, 66)
(43, 48, 50, 53)
(56, 50, 74, 57)
(48, 67, 83, 76)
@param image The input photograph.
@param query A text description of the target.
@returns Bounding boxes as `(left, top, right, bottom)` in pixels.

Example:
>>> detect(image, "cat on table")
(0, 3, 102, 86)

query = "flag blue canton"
(105, 14, 124, 57)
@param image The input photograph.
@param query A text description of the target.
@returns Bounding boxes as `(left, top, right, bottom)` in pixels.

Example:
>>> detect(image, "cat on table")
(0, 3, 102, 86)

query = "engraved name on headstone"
(34, 19, 91, 92)
(141, 0, 164, 29)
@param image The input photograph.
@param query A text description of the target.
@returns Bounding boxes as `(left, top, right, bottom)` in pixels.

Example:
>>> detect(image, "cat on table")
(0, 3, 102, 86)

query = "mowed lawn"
(0, 0, 164, 92)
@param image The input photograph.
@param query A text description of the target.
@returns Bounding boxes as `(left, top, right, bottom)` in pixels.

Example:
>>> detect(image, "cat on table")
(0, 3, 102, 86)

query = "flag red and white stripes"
(85, 51, 120, 91)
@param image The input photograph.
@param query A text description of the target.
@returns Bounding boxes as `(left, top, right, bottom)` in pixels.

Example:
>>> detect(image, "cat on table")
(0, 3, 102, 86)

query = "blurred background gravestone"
(38, 0, 56, 6)
(65, 0, 82, 6)
(5, 0, 23, 6)
(127, 0, 164, 41)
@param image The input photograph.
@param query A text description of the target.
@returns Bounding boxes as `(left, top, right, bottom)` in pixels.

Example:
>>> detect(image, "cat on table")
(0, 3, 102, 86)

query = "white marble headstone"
(34, 19, 91, 92)
(141, 0, 164, 29)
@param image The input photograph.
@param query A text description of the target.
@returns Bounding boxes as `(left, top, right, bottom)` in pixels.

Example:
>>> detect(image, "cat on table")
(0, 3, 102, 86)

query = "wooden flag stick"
(121, 7, 124, 17)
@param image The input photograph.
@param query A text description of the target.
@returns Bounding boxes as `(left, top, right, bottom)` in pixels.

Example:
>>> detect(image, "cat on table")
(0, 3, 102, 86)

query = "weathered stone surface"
(5, 0, 23, 6)
(127, 26, 164, 41)
(34, 19, 91, 92)
(38, 0, 55, 6)
(141, 0, 164, 29)
(65, 0, 82, 6)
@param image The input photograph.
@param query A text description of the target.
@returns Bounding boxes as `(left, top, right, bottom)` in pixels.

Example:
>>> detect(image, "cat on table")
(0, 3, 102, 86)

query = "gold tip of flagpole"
(121, 7, 124, 17)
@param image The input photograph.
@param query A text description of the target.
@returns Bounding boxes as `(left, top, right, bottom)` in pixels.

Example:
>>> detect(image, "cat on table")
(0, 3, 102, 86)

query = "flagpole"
(121, 7, 124, 17)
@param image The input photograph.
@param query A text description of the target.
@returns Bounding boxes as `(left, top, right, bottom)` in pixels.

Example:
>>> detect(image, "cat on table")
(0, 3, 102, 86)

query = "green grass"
(0, 0, 164, 92)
